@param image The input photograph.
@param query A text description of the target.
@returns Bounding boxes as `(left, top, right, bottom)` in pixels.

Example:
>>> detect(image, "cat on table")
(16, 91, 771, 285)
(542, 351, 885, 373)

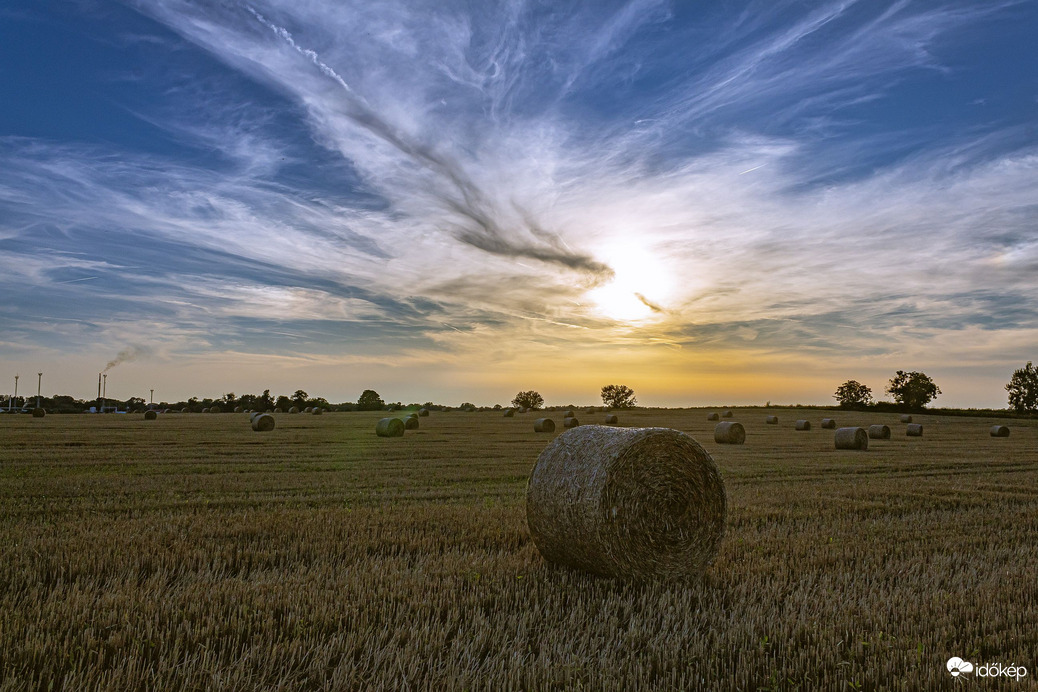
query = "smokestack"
(98, 373, 102, 412)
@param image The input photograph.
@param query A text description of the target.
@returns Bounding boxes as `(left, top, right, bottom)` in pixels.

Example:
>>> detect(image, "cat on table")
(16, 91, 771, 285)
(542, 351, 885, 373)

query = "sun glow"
(587, 244, 674, 323)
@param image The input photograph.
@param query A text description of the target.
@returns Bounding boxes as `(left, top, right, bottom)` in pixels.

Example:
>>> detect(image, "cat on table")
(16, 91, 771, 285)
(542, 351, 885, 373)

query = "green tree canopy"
(886, 371, 941, 410)
(357, 389, 385, 411)
(511, 391, 544, 410)
(833, 380, 873, 408)
(601, 384, 637, 409)
(1006, 361, 1038, 412)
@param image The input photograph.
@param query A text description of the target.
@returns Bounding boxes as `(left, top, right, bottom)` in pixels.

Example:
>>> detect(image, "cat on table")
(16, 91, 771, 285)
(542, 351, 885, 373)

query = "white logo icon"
(947, 657, 974, 677)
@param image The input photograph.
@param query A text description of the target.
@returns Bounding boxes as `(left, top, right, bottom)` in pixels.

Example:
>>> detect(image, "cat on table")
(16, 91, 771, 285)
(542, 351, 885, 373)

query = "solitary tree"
(511, 390, 544, 410)
(601, 384, 637, 409)
(833, 380, 873, 408)
(357, 389, 385, 411)
(1006, 361, 1038, 413)
(292, 390, 309, 407)
(886, 371, 941, 410)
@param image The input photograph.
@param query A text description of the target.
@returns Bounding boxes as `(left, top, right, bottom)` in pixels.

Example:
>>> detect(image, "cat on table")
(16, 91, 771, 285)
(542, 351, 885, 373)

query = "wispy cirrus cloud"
(0, 0, 1035, 405)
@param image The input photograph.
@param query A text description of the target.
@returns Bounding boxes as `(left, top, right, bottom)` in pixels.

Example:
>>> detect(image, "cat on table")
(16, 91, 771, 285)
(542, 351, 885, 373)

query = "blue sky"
(1, 0, 1036, 407)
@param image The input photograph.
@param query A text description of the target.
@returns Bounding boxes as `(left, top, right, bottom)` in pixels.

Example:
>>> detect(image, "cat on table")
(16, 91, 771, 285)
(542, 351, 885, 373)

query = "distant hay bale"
(765, 415, 778, 425)
(564, 410, 575, 418)
(990, 425, 1010, 438)
(403, 416, 419, 430)
(201, 408, 210, 414)
(534, 418, 556, 433)
(899, 414, 913, 423)
(707, 413, 720, 421)
(163, 409, 171, 414)
(251, 414, 275, 432)
(526, 425, 727, 580)
(868, 424, 891, 440)
(563, 417, 580, 428)
(821, 418, 836, 429)
(795, 420, 811, 431)
(376, 417, 405, 437)
(407, 412, 418, 419)
(713, 421, 745, 445)
(32, 408, 46, 418)
(312, 408, 323, 416)
(722, 410, 733, 418)
(585, 408, 596, 415)
(181, 408, 188, 414)
(234, 406, 243, 413)
(604, 414, 618, 425)
(210, 405, 222, 414)
(906, 423, 923, 437)
(289, 407, 299, 414)
(520, 408, 529, 414)
(304, 407, 313, 413)
(418, 408, 429, 417)
(834, 427, 868, 450)
(144, 410, 157, 421)
(503, 409, 515, 417)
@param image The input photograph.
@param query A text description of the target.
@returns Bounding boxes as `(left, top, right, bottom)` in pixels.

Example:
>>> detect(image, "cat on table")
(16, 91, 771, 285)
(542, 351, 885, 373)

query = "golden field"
(0, 409, 1035, 690)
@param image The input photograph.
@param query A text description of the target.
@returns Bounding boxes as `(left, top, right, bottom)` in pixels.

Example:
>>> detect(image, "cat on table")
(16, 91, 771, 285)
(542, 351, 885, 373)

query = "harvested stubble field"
(1, 409, 1035, 690)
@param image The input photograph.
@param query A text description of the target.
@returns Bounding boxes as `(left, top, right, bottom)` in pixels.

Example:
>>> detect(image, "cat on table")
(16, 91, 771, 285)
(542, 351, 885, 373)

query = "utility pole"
(150, 389, 154, 406)
(36, 372, 42, 409)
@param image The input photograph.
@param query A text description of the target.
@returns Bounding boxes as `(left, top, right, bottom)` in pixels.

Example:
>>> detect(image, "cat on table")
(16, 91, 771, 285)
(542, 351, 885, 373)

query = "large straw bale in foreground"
(713, 421, 745, 444)
(376, 418, 405, 437)
(868, 424, 891, 439)
(251, 414, 275, 432)
(527, 426, 727, 580)
(990, 425, 1010, 438)
(834, 427, 868, 450)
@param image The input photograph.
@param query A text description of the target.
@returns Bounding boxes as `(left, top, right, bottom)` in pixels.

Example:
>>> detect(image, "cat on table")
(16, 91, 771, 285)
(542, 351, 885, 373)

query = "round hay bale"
(563, 410, 575, 418)
(181, 408, 188, 414)
(407, 412, 418, 419)
(210, 405, 222, 413)
(906, 423, 923, 437)
(795, 419, 811, 431)
(289, 407, 299, 414)
(604, 414, 618, 425)
(707, 413, 720, 421)
(527, 425, 727, 580)
(201, 408, 210, 414)
(163, 409, 171, 414)
(721, 410, 733, 418)
(311, 407, 322, 416)
(304, 407, 313, 413)
(989, 425, 1010, 437)
(234, 406, 243, 413)
(503, 409, 515, 417)
(376, 417, 405, 437)
(403, 416, 419, 430)
(834, 427, 868, 450)
(534, 418, 555, 433)
(868, 424, 891, 440)
(418, 408, 429, 417)
(713, 421, 745, 445)
(251, 414, 275, 432)
(144, 410, 157, 421)
(899, 414, 913, 423)
(821, 418, 836, 429)
(765, 415, 778, 425)
(32, 408, 46, 418)
(563, 417, 580, 428)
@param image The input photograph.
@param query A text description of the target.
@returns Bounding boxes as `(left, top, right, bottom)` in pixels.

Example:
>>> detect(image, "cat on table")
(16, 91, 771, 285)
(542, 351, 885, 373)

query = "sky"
(1, 0, 1037, 408)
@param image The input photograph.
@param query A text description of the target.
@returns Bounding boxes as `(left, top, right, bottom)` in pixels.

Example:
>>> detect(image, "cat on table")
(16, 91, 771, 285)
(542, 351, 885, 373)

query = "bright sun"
(587, 244, 673, 322)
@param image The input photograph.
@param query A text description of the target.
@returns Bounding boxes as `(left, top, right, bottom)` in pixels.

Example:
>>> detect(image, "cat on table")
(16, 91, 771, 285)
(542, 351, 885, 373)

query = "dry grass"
(1, 408, 1036, 690)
